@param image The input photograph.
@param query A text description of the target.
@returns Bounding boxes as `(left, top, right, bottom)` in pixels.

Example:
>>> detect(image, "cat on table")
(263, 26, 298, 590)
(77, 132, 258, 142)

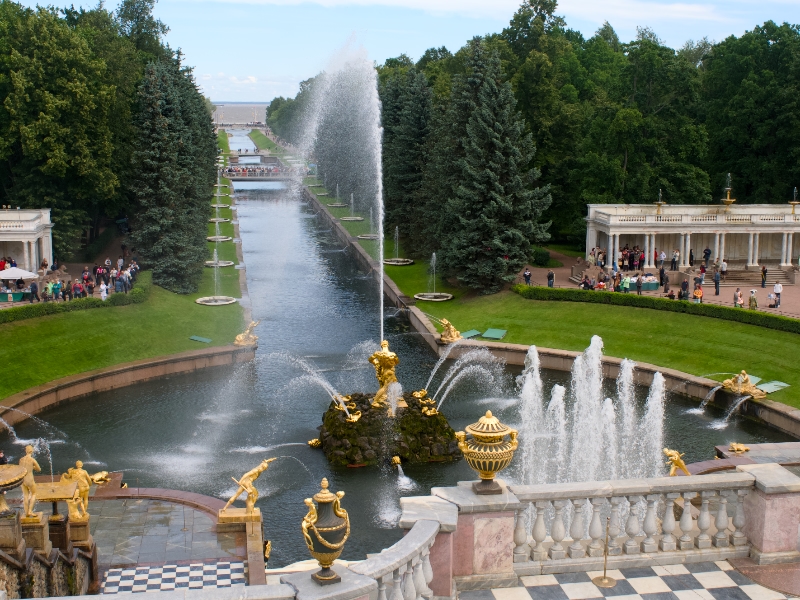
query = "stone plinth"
(218, 507, 261, 533)
(48, 515, 72, 554)
(739, 464, 800, 564)
(281, 566, 376, 600)
(69, 516, 92, 550)
(0, 511, 25, 560)
(21, 513, 52, 555)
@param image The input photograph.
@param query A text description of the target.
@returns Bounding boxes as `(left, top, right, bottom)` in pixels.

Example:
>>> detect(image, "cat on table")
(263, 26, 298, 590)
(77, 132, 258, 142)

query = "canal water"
(4, 177, 794, 566)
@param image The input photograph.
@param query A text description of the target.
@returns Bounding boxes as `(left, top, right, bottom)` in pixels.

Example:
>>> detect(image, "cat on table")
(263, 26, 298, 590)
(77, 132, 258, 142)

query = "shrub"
(0, 276, 150, 325)
(531, 247, 550, 267)
(511, 284, 800, 335)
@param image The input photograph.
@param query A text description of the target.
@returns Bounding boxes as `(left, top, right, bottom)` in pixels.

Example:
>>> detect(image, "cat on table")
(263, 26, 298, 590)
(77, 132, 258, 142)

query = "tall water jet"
(546, 385, 567, 483)
(517, 346, 544, 486)
(600, 398, 618, 480)
(637, 372, 666, 477)
(568, 336, 605, 482)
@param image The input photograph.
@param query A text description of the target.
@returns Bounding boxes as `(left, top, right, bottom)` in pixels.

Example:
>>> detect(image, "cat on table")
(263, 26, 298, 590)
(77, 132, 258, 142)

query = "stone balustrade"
(508, 472, 754, 574)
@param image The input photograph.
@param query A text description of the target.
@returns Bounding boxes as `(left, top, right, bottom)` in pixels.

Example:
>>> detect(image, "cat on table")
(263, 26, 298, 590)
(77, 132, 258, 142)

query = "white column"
(789, 233, 795, 266)
(713, 233, 720, 263)
(22, 240, 30, 271)
(30, 241, 37, 271)
(679, 234, 686, 267)
(611, 233, 618, 270)
(781, 233, 788, 266)
(747, 233, 754, 267)
(644, 233, 650, 269)
(649, 233, 656, 268)
(685, 233, 692, 266)
(753, 233, 760, 266)
(720, 233, 726, 263)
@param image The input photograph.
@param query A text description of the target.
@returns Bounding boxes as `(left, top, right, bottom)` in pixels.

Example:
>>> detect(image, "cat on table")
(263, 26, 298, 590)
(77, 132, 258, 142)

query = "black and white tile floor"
(101, 560, 246, 594)
(460, 562, 789, 600)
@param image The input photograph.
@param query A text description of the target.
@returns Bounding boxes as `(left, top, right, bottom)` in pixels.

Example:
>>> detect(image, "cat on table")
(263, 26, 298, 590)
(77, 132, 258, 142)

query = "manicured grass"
(249, 129, 289, 159)
(546, 244, 584, 258)
(217, 130, 230, 154)
(531, 258, 563, 269)
(0, 271, 244, 399)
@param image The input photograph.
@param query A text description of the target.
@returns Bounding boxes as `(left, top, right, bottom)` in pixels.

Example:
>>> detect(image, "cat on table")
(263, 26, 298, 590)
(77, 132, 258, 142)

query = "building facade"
(0, 208, 54, 271)
(585, 203, 800, 270)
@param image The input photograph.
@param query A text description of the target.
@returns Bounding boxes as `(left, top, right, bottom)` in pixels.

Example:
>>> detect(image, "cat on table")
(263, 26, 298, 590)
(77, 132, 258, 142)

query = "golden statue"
(422, 406, 439, 416)
(59, 468, 89, 520)
(729, 443, 750, 454)
(234, 320, 261, 346)
(369, 340, 399, 408)
(413, 389, 436, 405)
(664, 448, 691, 477)
(722, 370, 767, 399)
(440, 319, 462, 345)
(345, 410, 362, 423)
(90, 471, 111, 484)
(223, 458, 276, 514)
(19, 445, 40, 517)
(72, 461, 92, 516)
(308, 438, 322, 448)
(391, 456, 401, 466)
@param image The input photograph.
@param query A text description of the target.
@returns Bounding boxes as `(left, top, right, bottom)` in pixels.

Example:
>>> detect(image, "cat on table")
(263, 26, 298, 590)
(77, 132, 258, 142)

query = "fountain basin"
(214, 193, 229, 197)
(340, 217, 364, 222)
(211, 204, 230, 208)
(207, 235, 233, 242)
(414, 293, 453, 302)
(205, 260, 235, 267)
(383, 258, 414, 266)
(195, 296, 237, 306)
(357, 234, 379, 240)
(209, 218, 230, 223)
(316, 193, 329, 196)
(327, 203, 348, 208)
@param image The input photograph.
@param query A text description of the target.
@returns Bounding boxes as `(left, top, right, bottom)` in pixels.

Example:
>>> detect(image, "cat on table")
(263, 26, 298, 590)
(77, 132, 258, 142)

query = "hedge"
(0, 280, 149, 325)
(511, 284, 800, 335)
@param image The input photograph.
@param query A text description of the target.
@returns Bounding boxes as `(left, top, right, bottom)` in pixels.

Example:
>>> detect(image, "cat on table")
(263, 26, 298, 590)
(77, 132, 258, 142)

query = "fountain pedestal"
(48, 514, 73, 554)
(0, 512, 26, 560)
(69, 515, 92, 550)
(21, 513, 52, 555)
(217, 507, 262, 532)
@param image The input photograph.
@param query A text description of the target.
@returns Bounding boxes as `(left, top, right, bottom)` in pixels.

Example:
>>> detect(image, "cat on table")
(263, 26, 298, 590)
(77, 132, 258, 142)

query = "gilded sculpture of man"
(223, 458, 276, 514)
(19, 445, 41, 517)
(722, 370, 766, 399)
(440, 319, 462, 345)
(369, 340, 399, 408)
(60, 468, 88, 520)
(72, 461, 93, 517)
(664, 448, 691, 477)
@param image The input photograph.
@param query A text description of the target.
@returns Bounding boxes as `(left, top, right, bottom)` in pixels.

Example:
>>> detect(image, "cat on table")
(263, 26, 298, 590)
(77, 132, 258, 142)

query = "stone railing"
(509, 473, 753, 574)
(350, 519, 439, 600)
(598, 213, 800, 226)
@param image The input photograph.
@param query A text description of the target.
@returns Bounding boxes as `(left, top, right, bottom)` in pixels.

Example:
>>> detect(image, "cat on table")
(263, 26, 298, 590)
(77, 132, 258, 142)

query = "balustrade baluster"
(624, 496, 642, 554)
(514, 507, 529, 562)
(569, 498, 587, 558)
(549, 500, 567, 560)
(402, 560, 416, 600)
(714, 491, 730, 548)
(391, 568, 403, 600)
(413, 557, 427, 600)
(696, 491, 713, 549)
(640, 494, 659, 553)
(660, 493, 679, 551)
(732, 489, 748, 546)
(588, 498, 605, 557)
(608, 497, 622, 556)
(377, 576, 388, 600)
(531, 501, 549, 561)
(422, 545, 434, 592)
(678, 492, 696, 550)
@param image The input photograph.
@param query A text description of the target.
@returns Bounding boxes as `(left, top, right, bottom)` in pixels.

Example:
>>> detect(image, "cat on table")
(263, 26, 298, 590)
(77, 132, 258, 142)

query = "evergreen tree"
(127, 58, 213, 293)
(440, 40, 551, 293)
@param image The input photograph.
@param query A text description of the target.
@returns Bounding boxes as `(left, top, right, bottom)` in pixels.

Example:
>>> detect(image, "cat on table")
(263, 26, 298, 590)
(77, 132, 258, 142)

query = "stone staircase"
(717, 268, 794, 287)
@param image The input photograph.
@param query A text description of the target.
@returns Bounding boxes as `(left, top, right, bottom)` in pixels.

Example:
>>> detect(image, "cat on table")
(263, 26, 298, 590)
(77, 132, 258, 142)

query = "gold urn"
(456, 410, 518, 495)
(301, 478, 350, 585)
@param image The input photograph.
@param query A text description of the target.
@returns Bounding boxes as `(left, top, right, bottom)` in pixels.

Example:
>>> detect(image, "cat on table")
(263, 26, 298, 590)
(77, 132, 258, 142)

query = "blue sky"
(19, 0, 800, 101)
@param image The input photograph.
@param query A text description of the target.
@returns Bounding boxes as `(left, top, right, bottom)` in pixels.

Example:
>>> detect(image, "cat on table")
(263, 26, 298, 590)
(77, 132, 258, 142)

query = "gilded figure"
(369, 340, 399, 408)
(19, 445, 40, 517)
(440, 319, 462, 345)
(223, 458, 276, 514)
(664, 448, 691, 476)
(234, 321, 261, 346)
(722, 370, 766, 399)
(728, 443, 750, 454)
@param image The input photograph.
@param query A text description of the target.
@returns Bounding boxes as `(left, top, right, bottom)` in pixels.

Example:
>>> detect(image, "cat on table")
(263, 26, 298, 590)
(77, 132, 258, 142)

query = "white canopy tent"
(0, 267, 38, 279)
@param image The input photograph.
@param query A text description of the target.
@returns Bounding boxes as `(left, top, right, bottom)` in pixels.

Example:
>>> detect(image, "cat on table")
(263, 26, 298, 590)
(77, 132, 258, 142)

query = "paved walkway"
(101, 561, 246, 594)
(461, 561, 786, 600)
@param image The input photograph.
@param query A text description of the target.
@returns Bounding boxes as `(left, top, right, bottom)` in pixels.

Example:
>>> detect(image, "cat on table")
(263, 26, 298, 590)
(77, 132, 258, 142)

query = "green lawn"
(0, 271, 243, 399)
(249, 129, 289, 158)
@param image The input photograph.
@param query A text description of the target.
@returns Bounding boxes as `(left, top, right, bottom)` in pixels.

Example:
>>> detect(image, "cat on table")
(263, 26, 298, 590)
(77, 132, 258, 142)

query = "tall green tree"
(440, 40, 551, 293)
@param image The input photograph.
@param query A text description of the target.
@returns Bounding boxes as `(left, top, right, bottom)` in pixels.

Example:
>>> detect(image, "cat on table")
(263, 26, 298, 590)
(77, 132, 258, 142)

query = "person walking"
(680, 278, 689, 300)
(749, 289, 758, 310)
(774, 281, 783, 308)
(622, 275, 630, 293)
(672, 250, 679, 271)
(636, 274, 643, 295)
(734, 288, 743, 308)
(100, 281, 108, 301)
(547, 269, 555, 288)
(28, 280, 39, 303)
(761, 265, 768, 288)
(659, 250, 666, 269)
(721, 259, 727, 281)
(713, 269, 720, 296)
(703, 247, 712, 266)
(523, 268, 531, 286)
(700, 263, 706, 284)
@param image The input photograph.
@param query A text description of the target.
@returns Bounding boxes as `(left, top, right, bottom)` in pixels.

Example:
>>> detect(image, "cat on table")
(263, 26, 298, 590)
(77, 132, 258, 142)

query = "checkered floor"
(101, 561, 247, 594)
(460, 562, 788, 600)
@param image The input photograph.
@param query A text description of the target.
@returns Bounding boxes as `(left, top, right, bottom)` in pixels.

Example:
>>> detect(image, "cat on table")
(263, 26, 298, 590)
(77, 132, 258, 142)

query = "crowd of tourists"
(25, 257, 139, 303)
(221, 165, 285, 177)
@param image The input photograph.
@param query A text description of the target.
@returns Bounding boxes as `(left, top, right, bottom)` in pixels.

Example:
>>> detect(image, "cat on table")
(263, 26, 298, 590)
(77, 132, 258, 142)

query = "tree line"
(0, 0, 216, 293)
(269, 0, 800, 293)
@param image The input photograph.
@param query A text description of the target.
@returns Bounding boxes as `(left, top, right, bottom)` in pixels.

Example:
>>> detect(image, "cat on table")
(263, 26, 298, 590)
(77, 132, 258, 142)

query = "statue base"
(49, 515, 73, 554)
(312, 567, 341, 586)
(0, 511, 26, 561)
(473, 479, 502, 495)
(218, 508, 262, 533)
(70, 516, 93, 550)
(21, 512, 52, 555)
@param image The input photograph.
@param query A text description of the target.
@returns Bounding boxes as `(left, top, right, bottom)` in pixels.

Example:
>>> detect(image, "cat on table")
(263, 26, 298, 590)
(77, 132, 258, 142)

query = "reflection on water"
(5, 183, 794, 566)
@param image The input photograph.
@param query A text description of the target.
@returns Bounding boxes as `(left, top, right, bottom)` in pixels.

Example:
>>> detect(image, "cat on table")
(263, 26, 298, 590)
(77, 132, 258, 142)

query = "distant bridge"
(225, 173, 293, 182)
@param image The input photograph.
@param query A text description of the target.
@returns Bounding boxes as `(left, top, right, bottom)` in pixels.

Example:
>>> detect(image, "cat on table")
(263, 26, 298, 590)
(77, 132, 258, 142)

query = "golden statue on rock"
(369, 340, 399, 408)
(722, 370, 766, 399)
(223, 458, 276, 514)
(664, 448, 691, 476)
(440, 319, 462, 345)
(59, 461, 92, 520)
(234, 320, 260, 346)
(729, 443, 750, 454)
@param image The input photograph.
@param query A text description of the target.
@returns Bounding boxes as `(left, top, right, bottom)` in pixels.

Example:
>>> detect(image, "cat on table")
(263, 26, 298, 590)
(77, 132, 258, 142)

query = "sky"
(19, 0, 800, 102)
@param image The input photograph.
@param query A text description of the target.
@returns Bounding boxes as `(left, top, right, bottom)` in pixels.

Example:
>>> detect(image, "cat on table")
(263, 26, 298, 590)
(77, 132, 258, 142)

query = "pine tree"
(440, 40, 551, 293)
